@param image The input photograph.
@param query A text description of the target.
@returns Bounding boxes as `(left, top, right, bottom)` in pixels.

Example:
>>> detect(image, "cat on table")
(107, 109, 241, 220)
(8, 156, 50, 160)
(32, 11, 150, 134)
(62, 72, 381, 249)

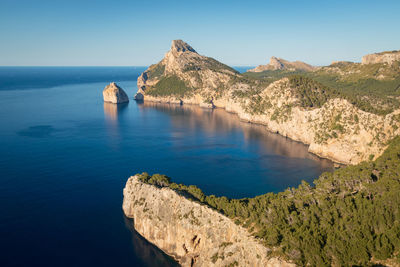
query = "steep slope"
(125, 136, 400, 266)
(247, 56, 315, 72)
(362, 50, 400, 65)
(123, 175, 295, 267)
(134, 40, 400, 164)
(135, 39, 239, 105)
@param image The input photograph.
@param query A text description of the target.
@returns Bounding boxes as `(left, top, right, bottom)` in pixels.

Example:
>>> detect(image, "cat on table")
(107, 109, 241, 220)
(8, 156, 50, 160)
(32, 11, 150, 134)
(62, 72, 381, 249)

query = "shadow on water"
(138, 101, 333, 168)
(123, 216, 179, 267)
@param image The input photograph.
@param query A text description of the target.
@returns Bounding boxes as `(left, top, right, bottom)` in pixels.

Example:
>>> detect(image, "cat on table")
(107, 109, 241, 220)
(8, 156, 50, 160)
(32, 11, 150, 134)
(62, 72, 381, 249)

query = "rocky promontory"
(133, 40, 400, 165)
(122, 175, 295, 267)
(103, 82, 129, 104)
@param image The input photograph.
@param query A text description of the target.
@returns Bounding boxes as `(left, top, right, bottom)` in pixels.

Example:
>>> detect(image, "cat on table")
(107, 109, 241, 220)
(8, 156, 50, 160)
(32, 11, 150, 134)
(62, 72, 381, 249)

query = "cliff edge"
(362, 50, 400, 65)
(122, 175, 294, 267)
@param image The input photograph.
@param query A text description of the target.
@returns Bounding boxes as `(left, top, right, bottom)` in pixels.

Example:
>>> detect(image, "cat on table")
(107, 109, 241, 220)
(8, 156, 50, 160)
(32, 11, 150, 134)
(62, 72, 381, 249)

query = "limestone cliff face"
(135, 40, 238, 101)
(135, 40, 400, 164)
(103, 82, 129, 104)
(362, 50, 400, 65)
(122, 175, 295, 267)
(248, 57, 315, 72)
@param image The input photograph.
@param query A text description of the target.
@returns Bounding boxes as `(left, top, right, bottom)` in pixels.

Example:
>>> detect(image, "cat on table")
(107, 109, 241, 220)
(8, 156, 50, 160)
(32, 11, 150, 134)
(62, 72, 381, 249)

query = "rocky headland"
(123, 175, 295, 267)
(134, 40, 400, 165)
(124, 41, 400, 266)
(103, 82, 129, 104)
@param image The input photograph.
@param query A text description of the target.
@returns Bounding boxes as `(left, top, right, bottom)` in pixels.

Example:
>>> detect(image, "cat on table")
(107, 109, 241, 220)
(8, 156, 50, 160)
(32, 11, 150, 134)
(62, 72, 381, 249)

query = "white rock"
(362, 50, 400, 65)
(103, 82, 129, 104)
(123, 175, 295, 267)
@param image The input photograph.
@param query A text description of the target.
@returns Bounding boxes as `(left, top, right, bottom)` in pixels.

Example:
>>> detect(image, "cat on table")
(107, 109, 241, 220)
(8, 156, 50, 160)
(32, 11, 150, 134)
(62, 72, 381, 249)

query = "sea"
(0, 66, 333, 266)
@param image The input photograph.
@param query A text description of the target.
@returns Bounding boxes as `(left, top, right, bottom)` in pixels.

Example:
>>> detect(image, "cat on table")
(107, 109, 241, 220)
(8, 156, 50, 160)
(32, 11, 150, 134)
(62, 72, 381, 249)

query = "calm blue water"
(0, 67, 333, 267)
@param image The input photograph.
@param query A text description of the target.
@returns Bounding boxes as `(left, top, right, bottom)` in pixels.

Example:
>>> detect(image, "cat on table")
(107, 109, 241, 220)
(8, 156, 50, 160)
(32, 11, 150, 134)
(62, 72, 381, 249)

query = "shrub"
(137, 136, 400, 266)
(147, 75, 194, 97)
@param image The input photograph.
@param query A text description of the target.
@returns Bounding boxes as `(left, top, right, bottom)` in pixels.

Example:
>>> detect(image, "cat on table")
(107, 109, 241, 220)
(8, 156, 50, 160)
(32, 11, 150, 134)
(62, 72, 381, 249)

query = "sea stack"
(103, 82, 129, 104)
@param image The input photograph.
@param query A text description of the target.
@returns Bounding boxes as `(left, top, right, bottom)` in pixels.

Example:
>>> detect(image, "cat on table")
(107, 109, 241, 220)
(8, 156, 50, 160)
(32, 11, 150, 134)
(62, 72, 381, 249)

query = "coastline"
(137, 97, 355, 165)
(123, 175, 295, 267)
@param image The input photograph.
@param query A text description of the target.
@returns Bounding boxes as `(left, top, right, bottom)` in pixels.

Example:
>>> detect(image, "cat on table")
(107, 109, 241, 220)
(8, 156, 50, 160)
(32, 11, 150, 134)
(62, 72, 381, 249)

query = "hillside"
(134, 40, 400, 165)
(247, 57, 315, 72)
(131, 135, 400, 266)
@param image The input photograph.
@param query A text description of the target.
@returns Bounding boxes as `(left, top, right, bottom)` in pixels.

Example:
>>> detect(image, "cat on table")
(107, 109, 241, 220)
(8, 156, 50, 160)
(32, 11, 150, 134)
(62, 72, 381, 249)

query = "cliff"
(248, 57, 315, 72)
(103, 82, 129, 104)
(362, 50, 400, 65)
(122, 140, 400, 266)
(134, 40, 400, 164)
(122, 175, 295, 267)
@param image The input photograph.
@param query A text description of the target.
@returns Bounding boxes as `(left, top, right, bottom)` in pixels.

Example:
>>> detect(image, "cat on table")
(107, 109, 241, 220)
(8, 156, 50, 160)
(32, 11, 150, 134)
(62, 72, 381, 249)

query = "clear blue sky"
(0, 0, 399, 66)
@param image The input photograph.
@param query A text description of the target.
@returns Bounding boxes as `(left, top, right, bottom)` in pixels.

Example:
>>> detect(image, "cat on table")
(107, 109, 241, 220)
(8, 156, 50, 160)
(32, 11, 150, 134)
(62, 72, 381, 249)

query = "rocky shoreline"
(124, 40, 400, 266)
(137, 88, 399, 165)
(123, 175, 295, 267)
(133, 40, 400, 165)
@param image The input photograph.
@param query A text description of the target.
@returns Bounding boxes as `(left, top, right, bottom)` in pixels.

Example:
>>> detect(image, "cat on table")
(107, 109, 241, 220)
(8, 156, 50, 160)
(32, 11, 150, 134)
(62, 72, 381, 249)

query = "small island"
(103, 82, 129, 104)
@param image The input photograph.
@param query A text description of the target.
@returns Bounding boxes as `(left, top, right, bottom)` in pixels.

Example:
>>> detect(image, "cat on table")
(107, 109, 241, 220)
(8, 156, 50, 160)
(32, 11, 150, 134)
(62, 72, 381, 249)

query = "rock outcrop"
(135, 39, 238, 100)
(123, 175, 295, 267)
(103, 82, 129, 104)
(134, 40, 400, 164)
(248, 57, 315, 72)
(362, 50, 400, 65)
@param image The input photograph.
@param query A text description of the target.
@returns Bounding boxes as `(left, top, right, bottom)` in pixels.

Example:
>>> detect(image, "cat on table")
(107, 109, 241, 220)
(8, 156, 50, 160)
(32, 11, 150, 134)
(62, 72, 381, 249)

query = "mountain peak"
(248, 57, 315, 72)
(171, 40, 196, 53)
(269, 57, 285, 70)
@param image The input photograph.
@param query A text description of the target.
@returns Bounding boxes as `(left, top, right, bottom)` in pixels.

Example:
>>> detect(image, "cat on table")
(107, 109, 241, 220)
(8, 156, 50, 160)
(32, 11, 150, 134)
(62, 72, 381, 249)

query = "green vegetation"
(146, 75, 194, 97)
(240, 62, 400, 115)
(243, 69, 306, 81)
(320, 61, 400, 82)
(182, 57, 239, 75)
(305, 62, 400, 115)
(146, 63, 165, 79)
(137, 136, 400, 266)
(288, 73, 400, 115)
(288, 75, 340, 108)
(211, 253, 219, 263)
(144, 55, 400, 116)
(204, 57, 239, 74)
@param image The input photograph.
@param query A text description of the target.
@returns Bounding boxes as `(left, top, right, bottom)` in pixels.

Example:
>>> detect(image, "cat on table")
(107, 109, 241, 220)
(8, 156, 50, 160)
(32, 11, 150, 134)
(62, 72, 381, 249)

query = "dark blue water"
(0, 67, 333, 267)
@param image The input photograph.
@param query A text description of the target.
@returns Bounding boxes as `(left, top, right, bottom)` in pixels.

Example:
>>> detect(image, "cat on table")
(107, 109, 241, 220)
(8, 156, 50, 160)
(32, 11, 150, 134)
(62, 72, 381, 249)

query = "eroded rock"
(122, 175, 295, 267)
(103, 82, 129, 104)
(362, 50, 400, 65)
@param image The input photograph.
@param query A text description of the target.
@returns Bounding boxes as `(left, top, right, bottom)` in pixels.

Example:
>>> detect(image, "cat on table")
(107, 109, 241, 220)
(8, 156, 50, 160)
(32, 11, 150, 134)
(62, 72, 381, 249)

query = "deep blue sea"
(0, 67, 333, 266)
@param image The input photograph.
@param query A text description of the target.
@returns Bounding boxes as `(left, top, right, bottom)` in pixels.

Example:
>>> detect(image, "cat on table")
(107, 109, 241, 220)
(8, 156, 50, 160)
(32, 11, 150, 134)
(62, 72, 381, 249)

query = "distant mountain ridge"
(362, 50, 400, 65)
(248, 56, 315, 72)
